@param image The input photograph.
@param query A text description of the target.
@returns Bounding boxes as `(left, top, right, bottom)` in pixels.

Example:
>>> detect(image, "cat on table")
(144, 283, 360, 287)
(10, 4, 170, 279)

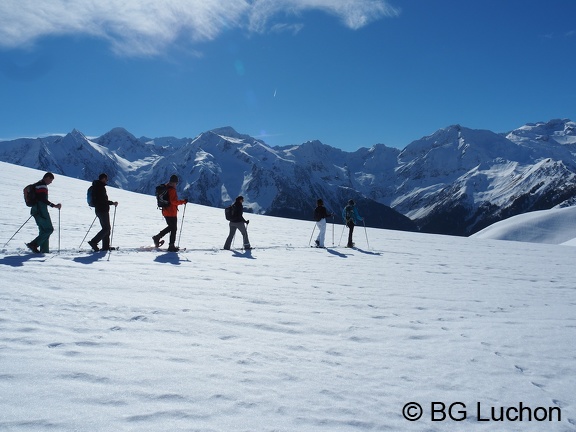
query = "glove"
(246, 220, 250, 225)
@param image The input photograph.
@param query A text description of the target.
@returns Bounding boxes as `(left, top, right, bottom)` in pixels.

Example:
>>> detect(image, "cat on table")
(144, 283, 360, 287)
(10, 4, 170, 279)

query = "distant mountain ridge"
(1, 119, 575, 235)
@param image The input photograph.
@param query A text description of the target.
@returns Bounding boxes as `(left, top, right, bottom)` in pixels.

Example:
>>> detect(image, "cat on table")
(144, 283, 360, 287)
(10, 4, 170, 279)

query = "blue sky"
(1, 0, 575, 151)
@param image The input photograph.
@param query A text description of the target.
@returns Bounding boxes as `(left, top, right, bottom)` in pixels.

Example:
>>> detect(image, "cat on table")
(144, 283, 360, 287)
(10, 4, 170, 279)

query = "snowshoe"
(152, 236, 164, 248)
(26, 242, 40, 254)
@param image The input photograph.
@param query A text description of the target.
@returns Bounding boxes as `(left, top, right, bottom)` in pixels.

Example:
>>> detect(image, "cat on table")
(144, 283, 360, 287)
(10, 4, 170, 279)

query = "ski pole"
(308, 224, 316, 246)
(3, 215, 33, 247)
(177, 203, 186, 248)
(79, 215, 98, 249)
(107, 206, 117, 261)
(58, 208, 61, 254)
(338, 223, 345, 246)
(332, 215, 335, 246)
(110, 205, 117, 247)
(363, 219, 370, 250)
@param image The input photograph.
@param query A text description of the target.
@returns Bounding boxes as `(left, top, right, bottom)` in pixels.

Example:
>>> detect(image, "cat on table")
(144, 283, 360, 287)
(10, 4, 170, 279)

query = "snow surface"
(472, 206, 576, 246)
(1, 161, 575, 431)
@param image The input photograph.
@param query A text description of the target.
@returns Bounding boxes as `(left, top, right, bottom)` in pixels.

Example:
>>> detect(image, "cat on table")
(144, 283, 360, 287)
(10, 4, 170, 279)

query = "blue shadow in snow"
(73, 251, 108, 265)
(0, 254, 45, 267)
(326, 248, 348, 258)
(231, 250, 256, 260)
(353, 248, 381, 256)
(154, 252, 183, 265)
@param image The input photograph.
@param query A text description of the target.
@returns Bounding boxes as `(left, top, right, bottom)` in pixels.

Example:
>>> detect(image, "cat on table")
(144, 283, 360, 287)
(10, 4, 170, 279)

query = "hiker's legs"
(347, 221, 355, 246)
(91, 211, 111, 249)
(316, 219, 326, 247)
(158, 217, 177, 245)
(165, 217, 178, 246)
(223, 223, 238, 249)
(236, 222, 251, 248)
(32, 214, 54, 253)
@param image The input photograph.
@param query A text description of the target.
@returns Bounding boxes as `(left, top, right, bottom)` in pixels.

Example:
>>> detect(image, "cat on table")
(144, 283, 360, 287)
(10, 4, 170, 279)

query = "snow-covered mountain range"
(1, 119, 575, 235)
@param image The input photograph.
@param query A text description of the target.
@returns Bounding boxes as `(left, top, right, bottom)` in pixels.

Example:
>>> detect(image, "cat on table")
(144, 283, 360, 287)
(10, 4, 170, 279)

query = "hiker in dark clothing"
(342, 199, 363, 248)
(26, 172, 62, 253)
(223, 195, 251, 250)
(152, 174, 187, 252)
(88, 173, 118, 252)
(313, 198, 332, 248)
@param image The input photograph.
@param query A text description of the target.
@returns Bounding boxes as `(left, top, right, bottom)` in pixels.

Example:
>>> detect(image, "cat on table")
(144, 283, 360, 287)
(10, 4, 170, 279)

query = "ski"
(223, 245, 309, 251)
(95, 247, 119, 252)
(137, 245, 186, 252)
(79, 246, 119, 253)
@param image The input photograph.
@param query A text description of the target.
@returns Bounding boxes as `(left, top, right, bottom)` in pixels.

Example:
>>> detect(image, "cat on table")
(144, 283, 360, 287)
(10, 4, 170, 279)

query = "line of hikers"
(21, 172, 362, 253)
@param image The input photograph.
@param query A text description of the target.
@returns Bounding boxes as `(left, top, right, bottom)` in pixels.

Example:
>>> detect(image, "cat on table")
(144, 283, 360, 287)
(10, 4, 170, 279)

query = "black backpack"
(23, 183, 37, 207)
(87, 185, 95, 207)
(344, 205, 354, 222)
(313, 207, 322, 222)
(224, 204, 236, 221)
(155, 184, 170, 209)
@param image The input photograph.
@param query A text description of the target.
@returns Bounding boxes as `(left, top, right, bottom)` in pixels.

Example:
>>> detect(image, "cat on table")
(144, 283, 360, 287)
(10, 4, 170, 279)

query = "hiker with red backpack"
(26, 172, 62, 253)
(152, 175, 187, 252)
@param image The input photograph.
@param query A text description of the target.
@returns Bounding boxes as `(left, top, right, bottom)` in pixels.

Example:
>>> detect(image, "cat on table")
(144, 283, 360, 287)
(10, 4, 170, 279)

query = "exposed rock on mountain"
(1, 119, 575, 235)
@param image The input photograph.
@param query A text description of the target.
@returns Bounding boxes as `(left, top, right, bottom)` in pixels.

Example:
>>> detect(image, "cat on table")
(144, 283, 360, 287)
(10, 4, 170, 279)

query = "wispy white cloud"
(0, 0, 399, 56)
(248, 0, 400, 33)
(0, 0, 251, 56)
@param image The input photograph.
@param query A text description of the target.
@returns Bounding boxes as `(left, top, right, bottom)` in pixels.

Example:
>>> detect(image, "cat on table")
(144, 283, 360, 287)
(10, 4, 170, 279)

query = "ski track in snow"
(1, 162, 575, 431)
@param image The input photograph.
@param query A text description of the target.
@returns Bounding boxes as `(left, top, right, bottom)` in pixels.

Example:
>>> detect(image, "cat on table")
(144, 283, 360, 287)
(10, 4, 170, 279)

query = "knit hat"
(169, 175, 179, 183)
(348, 199, 355, 205)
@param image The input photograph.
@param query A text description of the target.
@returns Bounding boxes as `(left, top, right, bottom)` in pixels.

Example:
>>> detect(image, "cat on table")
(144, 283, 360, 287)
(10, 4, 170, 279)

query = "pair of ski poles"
(309, 215, 337, 247)
(3, 208, 64, 253)
(337, 218, 370, 249)
(78, 206, 118, 257)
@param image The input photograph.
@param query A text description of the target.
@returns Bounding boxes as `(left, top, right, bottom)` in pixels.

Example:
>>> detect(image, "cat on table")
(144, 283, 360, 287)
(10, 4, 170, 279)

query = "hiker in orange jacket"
(152, 175, 187, 251)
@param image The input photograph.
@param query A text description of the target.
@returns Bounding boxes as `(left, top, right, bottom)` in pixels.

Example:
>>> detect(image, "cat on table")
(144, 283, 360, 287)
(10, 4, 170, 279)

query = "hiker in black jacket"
(88, 173, 118, 251)
(223, 195, 251, 250)
(313, 199, 332, 248)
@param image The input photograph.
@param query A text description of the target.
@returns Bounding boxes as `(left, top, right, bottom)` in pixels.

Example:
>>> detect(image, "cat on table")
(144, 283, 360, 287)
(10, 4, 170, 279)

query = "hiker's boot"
(26, 242, 40, 254)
